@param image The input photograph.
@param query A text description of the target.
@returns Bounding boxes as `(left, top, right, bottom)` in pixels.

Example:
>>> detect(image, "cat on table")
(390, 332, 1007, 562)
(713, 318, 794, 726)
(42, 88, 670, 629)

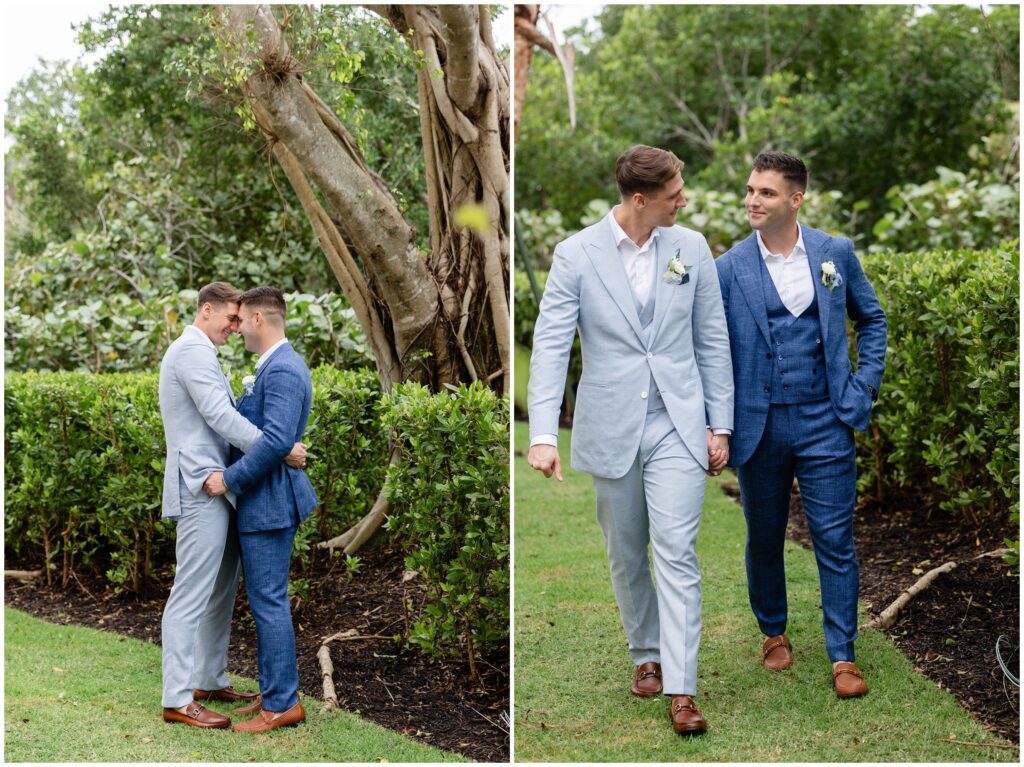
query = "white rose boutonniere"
(821, 260, 844, 291)
(663, 250, 690, 285)
(242, 374, 256, 396)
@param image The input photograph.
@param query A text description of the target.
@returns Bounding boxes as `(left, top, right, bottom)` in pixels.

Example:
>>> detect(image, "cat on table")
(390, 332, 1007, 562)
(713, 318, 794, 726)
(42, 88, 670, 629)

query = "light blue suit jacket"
(224, 342, 318, 533)
(528, 216, 734, 478)
(158, 327, 261, 517)
(715, 225, 887, 467)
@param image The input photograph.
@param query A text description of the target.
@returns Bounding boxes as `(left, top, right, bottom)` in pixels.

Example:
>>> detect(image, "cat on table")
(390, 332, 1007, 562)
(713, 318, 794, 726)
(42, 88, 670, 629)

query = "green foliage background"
(4, 5, 430, 373)
(516, 4, 1019, 245)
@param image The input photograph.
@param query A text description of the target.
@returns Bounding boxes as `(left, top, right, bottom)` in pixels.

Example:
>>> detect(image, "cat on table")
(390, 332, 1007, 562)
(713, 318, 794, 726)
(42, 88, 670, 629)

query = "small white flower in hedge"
(821, 260, 844, 291)
(242, 374, 256, 395)
(663, 251, 690, 285)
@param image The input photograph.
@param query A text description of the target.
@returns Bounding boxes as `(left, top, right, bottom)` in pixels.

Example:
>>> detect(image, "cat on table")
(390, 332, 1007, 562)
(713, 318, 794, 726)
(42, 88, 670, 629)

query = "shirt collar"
(185, 323, 216, 351)
(608, 207, 660, 250)
(256, 337, 289, 371)
(756, 226, 806, 261)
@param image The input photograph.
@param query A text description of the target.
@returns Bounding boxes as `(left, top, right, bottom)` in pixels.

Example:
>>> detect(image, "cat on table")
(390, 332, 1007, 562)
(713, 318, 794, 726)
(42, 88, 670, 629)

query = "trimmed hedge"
(382, 382, 510, 668)
(4, 368, 510, 655)
(859, 242, 1019, 558)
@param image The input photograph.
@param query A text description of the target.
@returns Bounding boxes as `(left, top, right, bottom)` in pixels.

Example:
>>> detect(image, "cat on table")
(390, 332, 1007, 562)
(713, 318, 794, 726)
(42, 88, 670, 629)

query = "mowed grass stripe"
(4, 607, 463, 763)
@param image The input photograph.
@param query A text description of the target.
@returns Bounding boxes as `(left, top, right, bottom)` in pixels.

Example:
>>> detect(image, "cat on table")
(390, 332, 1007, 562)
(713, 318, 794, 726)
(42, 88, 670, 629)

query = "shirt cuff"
(708, 427, 732, 436)
(530, 433, 558, 448)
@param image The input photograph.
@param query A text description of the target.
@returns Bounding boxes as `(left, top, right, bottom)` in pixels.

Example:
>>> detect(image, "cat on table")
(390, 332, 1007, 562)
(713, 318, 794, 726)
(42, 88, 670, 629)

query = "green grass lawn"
(513, 425, 1015, 762)
(4, 607, 463, 763)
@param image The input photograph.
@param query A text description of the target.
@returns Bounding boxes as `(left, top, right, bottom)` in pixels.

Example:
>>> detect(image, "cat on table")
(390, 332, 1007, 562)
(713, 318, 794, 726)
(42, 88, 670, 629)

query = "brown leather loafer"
(233, 700, 305, 733)
(762, 634, 793, 671)
(833, 661, 869, 698)
(630, 661, 663, 697)
(234, 694, 263, 715)
(162, 702, 230, 729)
(669, 695, 707, 735)
(194, 685, 260, 703)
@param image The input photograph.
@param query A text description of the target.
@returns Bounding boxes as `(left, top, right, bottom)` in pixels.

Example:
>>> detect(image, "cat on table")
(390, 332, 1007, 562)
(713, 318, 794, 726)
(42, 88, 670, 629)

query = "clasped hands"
(203, 441, 307, 496)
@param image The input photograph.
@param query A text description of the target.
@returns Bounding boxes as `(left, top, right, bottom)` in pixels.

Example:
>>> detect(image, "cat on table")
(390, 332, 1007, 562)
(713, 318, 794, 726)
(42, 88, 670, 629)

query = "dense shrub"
(858, 243, 1019, 559)
(5, 368, 387, 591)
(382, 382, 510, 670)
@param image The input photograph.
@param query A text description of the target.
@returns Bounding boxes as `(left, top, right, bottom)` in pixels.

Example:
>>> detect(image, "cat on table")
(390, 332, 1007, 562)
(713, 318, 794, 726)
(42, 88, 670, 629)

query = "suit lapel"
(733, 234, 772, 348)
(802, 225, 832, 344)
(583, 218, 644, 343)
(649, 228, 680, 341)
(253, 342, 293, 384)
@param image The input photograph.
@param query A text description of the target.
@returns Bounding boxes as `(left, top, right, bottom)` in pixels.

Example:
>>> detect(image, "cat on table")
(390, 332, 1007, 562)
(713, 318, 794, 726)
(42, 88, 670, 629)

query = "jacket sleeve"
(527, 241, 580, 440)
(691, 236, 734, 431)
(177, 344, 261, 452)
(223, 364, 305, 495)
(842, 239, 887, 394)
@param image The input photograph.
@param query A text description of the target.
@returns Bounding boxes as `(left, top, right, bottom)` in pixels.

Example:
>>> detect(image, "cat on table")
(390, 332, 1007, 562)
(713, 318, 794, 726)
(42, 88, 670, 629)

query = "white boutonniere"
(241, 374, 256, 396)
(821, 260, 844, 291)
(663, 251, 690, 285)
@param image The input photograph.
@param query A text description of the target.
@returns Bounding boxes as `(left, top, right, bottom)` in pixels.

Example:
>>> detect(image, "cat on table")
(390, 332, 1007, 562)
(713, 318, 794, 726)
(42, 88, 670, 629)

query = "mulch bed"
(4, 542, 509, 762)
(722, 476, 1019, 744)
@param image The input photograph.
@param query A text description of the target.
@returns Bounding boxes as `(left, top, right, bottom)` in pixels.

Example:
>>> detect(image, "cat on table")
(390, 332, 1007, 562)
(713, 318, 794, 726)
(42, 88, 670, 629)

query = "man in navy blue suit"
(204, 286, 317, 731)
(715, 152, 886, 698)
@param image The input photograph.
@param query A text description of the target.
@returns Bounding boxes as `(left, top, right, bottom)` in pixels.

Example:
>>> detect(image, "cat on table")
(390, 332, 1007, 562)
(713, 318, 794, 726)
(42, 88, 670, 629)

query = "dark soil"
(721, 476, 1019, 744)
(4, 542, 509, 762)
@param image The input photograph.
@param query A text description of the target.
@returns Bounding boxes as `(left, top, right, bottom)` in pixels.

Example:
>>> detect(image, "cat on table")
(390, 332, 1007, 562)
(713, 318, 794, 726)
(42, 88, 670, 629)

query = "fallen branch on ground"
(4, 569, 42, 582)
(972, 548, 1013, 560)
(317, 628, 399, 713)
(871, 561, 957, 630)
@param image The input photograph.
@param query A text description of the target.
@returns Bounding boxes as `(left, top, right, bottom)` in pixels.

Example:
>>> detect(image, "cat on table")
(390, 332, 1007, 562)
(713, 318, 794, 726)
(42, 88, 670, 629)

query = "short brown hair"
(752, 151, 808, 192)
(197, 281, 241, 310)
(239, 286, 287, 325)
(615, 145, 685, 197)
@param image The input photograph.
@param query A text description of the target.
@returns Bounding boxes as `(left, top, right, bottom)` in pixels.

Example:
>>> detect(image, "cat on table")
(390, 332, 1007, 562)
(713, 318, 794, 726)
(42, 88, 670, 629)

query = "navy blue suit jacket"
(715, 225, 887, 467)
(224, 341, 318, 532)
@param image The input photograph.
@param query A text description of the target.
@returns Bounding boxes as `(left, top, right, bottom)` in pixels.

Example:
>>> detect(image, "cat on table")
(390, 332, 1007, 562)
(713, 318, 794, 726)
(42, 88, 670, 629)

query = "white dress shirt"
(756, 228, 813, 317)
(608, 206, 660, 307)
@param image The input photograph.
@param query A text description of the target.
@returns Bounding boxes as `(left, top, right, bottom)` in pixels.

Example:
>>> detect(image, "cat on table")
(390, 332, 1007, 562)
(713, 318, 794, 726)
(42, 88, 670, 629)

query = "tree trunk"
(217, 4, 509, 394)
(216, 4, 509, 550)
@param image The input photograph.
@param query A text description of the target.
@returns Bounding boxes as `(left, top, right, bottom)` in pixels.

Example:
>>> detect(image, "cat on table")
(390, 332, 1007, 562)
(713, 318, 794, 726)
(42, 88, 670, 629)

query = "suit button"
(784, 384, 791, 390)
(764, 387, 770, 394)
(641, 392, 648, 399)
(816, 338, 821, 344)
(766, 353, 772, 359)
(780, 370, 786, 376)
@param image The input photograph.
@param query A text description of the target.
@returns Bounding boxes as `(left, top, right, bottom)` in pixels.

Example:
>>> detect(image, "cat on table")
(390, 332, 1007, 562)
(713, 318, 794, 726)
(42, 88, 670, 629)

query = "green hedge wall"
(514, 243, 1020, 554)
(4, 368, 510, 656)
(859, 242, 1019, 556)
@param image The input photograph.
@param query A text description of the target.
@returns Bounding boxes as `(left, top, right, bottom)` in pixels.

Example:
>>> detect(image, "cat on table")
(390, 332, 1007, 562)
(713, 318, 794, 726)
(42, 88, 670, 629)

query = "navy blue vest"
(760, 257, 829, 404)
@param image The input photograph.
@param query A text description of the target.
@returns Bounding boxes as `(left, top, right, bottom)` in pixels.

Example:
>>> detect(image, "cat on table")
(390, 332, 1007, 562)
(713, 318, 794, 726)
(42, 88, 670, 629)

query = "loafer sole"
(630, 685, 662, 698)
(163, 715, 230, 729)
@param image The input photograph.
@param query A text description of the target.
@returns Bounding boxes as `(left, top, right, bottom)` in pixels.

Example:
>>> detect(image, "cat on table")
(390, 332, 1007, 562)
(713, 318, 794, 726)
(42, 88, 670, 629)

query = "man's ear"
(632, 191, 646, 209)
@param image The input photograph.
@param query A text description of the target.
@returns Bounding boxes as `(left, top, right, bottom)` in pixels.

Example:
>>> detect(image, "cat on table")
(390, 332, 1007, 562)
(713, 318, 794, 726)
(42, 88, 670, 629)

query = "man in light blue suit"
(205, 286, 317, 733)
(528, 145, 734, 735)
(159, 282, 306, 729)
(715, 151, 886, 698)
